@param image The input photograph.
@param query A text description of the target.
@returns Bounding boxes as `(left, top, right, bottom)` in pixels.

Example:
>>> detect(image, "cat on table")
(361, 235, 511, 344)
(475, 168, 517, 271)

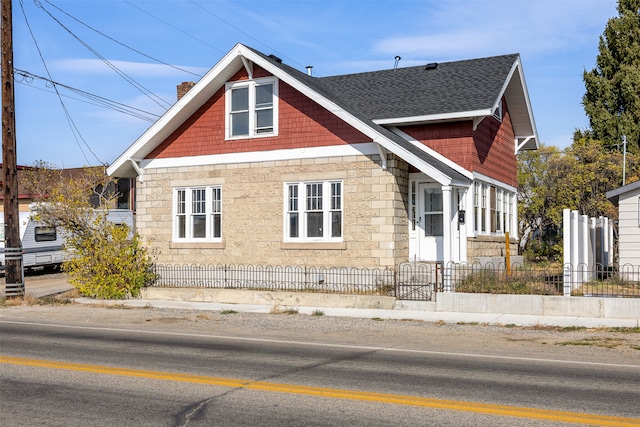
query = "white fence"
(562, 209, 613, 296)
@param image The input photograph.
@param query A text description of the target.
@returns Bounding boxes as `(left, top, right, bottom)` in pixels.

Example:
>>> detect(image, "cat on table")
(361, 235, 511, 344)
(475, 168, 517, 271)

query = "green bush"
(63, 219, 156, 299)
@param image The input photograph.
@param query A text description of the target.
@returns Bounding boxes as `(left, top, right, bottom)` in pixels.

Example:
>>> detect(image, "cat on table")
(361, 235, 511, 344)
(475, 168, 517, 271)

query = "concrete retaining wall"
(141, 287, 396, 310)
(141, 287, 640, 320)
(435, 293, 640, 319)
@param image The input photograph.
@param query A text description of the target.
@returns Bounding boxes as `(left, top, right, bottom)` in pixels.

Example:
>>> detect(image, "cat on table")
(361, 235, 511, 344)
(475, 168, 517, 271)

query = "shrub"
(63, 219, 156, 299)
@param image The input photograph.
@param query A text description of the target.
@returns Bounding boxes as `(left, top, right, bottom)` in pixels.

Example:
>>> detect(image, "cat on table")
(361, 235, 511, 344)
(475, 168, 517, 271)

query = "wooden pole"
(505, 231, 511, 275)
(2, 0, 24, 296)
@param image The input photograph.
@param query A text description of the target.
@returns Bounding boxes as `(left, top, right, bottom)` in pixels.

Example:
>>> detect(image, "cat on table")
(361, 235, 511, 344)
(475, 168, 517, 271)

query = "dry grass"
(556, 337, 625, 349)
(0, 290, 79, 307)
(269, 305, 299, 315)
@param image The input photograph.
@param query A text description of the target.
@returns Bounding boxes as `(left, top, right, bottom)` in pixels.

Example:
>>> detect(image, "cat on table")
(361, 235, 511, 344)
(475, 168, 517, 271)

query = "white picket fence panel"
(562, 209, 613, 296)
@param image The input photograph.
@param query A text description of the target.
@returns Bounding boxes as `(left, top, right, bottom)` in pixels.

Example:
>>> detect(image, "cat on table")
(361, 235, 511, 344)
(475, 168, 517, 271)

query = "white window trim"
(173, 186, 222, 242)
(283, 180, 343, 243)
(225, 77, 278, 140)
(473, 180, 514, 237)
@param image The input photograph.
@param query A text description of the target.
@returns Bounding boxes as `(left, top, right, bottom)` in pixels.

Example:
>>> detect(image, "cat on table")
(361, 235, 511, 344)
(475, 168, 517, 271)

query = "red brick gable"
(399, 100, 517, 187)
(147, 66, 369, 160)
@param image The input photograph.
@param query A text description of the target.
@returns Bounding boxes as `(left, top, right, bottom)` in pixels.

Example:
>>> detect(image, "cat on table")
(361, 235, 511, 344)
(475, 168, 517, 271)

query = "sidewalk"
(73, 297, 640, 328)
(6, 276, 640, 328)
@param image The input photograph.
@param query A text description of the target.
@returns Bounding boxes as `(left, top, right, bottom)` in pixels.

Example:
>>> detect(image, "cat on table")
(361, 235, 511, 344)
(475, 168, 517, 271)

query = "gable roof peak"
(107, 44, 536, 180)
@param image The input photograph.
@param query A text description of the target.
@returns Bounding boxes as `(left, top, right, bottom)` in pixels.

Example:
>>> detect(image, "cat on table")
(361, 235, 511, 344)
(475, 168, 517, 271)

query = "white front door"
(417, 184, 444, 261)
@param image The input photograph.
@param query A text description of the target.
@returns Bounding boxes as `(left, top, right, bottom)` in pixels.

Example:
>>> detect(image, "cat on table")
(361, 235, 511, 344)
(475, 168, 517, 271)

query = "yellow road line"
(2, 355, 639, 426)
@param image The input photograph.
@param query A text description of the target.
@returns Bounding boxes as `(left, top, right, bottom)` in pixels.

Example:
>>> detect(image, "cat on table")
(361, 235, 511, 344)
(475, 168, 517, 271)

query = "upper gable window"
(226, 77, 278, 139)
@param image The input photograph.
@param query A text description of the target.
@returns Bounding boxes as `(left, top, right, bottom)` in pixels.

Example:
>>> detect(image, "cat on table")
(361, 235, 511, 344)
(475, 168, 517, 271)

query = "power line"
(34, 0, 173, 111)
(15, 68, 160, 122)
(122, 0, 226, 54)
(42, 0, 203, 79)
(188, 0, 308, 71)
(19, 0, 101, 165)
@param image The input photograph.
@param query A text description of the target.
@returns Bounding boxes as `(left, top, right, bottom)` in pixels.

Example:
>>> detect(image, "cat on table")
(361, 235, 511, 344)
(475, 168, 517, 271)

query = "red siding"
(147, 66, 368, 159)
(399, 101, 517, 187)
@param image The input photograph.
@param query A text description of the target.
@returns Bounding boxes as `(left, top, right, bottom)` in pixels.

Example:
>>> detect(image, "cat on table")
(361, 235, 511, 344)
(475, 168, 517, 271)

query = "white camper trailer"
(0, 212, 65, 271)
(1, 209, 134, 271)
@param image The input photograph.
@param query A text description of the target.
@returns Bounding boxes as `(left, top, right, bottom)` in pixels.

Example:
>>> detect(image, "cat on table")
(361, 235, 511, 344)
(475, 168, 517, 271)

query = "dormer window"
(226, 77, 278, 139)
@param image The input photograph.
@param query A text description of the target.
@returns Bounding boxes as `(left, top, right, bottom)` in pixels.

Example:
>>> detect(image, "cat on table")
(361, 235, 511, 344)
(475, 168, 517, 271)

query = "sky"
(9, 0, 619, 169)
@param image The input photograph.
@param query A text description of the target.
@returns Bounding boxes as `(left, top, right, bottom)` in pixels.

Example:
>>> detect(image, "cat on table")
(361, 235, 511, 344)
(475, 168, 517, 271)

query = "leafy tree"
(563, 135, 638, 219)
(23, 163, 156, 299)
(517, 144, 565, 261)
(517, 138, 640, 261)
(582, 0, 640, 153)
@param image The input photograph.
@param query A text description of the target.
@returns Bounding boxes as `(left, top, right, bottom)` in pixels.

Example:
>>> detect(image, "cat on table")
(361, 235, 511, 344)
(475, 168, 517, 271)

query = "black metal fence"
(151, 262, 640, 301)
(446, 262, 640, 298)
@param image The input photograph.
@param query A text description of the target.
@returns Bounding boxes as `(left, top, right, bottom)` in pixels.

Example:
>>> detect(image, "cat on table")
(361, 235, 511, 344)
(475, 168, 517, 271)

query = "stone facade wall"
(466, 236, 518, 261)
(136, 153, 409, 269)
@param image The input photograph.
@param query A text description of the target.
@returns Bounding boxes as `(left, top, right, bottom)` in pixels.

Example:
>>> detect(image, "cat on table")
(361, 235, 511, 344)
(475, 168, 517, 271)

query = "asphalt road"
(1, 309, 639, 427)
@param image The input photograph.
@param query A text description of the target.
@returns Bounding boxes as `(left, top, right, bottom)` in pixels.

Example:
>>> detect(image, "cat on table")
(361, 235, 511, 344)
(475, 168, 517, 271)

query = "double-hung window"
(174, 186, 222, 241)
(285, 181, 342, 242)
(473, 180, 514, 236)
(226, 77, 277, 139)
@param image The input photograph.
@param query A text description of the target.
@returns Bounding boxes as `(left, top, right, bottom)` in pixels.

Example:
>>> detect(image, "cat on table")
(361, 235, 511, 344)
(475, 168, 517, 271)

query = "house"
(107, 43, 538, 269)
(0, 164, 38, 213)
(607, 180, 640, 267)
(0, 165, 135, 213)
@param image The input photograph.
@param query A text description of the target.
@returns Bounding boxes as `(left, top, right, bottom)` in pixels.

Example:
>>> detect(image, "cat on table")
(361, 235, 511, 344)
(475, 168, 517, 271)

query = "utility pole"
(622, 135, 627, 186)
(2, 0, 24, 296)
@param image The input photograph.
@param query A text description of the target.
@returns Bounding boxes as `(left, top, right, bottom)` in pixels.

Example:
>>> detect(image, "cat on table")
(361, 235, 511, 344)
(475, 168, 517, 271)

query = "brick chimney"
(177, 81, 196, 100)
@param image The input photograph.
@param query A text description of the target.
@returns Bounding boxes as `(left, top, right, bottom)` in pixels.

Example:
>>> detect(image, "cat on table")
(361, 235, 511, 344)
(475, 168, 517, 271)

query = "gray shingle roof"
(109, 45, 526, 182)
(250, 48, 520, 183)
(319, 55, 519, 120)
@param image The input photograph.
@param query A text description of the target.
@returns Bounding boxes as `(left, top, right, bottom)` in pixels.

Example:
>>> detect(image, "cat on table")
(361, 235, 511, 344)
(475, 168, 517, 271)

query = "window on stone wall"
(285, 180, 342, 242)
(173, 186, 222, 241)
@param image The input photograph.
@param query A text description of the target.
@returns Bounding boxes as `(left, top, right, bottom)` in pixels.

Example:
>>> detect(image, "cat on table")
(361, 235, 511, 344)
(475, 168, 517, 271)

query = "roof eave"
(501, 56, 539, 152)
(373, 110, 492, 127)
(107, 43, 249, 177)
(606, 180, 640, 205)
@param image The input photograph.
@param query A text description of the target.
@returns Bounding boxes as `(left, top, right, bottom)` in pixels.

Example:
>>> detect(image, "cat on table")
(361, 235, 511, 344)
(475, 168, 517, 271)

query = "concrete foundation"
(141, 287, 640, 320)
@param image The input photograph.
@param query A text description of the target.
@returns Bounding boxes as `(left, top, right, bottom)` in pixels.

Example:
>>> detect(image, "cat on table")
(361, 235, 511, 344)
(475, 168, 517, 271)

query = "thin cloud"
(373, 0, 616, 60)
(51, 59, 208, 78)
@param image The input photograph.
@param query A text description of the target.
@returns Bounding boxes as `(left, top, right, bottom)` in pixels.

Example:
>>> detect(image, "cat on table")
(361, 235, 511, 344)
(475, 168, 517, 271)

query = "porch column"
(442, 185, 452, 291)
(458, 188, 468, 264)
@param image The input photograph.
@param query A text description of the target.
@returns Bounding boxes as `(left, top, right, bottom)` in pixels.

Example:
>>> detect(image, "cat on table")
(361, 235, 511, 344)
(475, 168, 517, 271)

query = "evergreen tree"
(582, 0, 640, 153)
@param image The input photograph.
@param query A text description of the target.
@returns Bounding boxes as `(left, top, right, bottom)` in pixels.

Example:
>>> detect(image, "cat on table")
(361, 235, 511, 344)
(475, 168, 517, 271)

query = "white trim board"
(141, 142, 380, 170)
